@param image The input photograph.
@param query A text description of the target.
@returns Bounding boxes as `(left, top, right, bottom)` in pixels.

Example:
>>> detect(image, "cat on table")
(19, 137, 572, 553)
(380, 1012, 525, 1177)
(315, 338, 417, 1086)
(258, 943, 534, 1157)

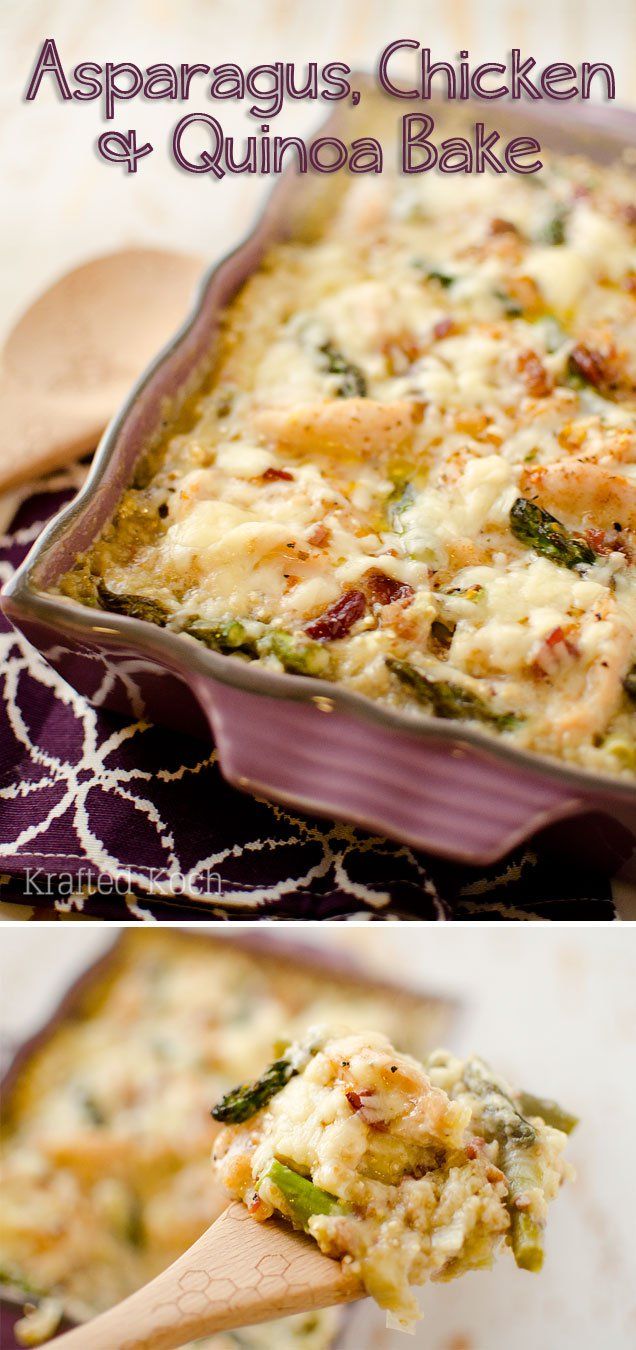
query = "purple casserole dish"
(4, 87, 636, 873)
(0, 928, 456, 1347)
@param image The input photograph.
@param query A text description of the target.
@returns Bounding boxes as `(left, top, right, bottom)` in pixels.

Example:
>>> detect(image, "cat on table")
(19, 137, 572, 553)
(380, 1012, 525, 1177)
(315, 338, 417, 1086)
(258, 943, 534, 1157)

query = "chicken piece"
(520, 460, 636, 531)
(254, 399, 423, 461)
(540, 595, 633, 753)
(557, 421, 636, 465)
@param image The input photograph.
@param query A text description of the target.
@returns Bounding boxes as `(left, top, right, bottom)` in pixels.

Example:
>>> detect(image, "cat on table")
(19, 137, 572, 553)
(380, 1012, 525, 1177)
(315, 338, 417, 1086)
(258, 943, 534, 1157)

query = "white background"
(1, 924, 634, 1349)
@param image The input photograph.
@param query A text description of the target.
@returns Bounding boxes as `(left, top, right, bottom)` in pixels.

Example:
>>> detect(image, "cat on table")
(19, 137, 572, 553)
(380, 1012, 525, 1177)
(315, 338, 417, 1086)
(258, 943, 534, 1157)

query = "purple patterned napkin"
(0, 474, 616, 920)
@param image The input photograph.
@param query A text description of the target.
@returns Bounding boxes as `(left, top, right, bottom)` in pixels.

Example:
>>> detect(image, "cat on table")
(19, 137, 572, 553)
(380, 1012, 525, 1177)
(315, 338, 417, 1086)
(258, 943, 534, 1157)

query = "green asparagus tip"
(185, 618, 256, 655)
(97, 584, 168, 627)
(510, 497, 596, 570)
(319, 341, 368, 398)
(517, 1091, 579, 1136)
(211, 1039, 321, 1123)
(211, 1056, 298, 1123)
(387, 658, 518, 731)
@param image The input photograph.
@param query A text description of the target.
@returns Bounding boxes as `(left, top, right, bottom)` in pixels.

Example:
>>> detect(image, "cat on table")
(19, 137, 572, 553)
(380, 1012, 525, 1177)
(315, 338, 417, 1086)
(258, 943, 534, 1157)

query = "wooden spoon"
(0, 247, 204, 493)
(46, 1201, 362, 1350)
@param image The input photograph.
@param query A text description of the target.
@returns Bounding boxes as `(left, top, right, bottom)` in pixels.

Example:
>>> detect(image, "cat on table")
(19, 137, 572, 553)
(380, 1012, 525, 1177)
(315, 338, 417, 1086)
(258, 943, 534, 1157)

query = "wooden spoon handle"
(47, 1202, 361, 1350)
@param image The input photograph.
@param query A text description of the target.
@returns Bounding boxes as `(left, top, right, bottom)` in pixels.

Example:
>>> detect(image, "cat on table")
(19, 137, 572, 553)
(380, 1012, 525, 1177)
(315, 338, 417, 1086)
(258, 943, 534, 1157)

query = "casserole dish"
(4, 87, 636, 870)
(0, 928, 455, 1349)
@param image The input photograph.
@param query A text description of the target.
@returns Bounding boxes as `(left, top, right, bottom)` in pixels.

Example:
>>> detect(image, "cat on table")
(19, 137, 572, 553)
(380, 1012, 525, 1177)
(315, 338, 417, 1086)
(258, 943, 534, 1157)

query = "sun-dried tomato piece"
(346, 1090, 363, 1112)
(569, 343, 609, 388)
(531, 626, 578, 678)
(305, 589, 366, 641)
(585, 526, 631, 558)
(365, 571, 415, 606)
(262, 466, 294, 482)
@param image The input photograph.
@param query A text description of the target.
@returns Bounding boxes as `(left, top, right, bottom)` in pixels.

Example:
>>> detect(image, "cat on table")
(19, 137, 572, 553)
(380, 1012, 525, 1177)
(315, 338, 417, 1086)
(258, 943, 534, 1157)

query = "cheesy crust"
(59, 152, 636, 777)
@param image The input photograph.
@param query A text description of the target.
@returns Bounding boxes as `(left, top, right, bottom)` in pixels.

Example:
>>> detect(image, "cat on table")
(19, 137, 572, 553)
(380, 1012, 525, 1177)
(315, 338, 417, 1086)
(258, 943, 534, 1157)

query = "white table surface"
(1, 925, 634, 1349)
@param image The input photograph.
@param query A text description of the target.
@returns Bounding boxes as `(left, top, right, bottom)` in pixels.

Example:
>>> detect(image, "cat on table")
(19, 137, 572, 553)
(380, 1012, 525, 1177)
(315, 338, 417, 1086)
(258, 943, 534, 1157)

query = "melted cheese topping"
(59, 150, 636, 778)
(214, 1030, 572, 1330)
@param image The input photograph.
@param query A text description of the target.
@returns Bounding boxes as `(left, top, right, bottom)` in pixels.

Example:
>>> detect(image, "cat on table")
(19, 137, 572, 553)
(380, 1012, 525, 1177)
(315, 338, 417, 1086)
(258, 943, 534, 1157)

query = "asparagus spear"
(539, 209, 567, 246)
(500, 1142, 546, 1272)
(211, 1057, 301, 1124)
(494, 288, 524, 317)
(260, 630, 332, 679)
(423, 267, 455, 288)
(318, 341, 368, 398)
(463, 1060, 579, 1272)
(96, 584, 168, 627)
(181, 616, 330, 677)
(211, 1040, 320, 1124)
(97, 598, 331, 680)
(510, 498, 596, 570)
(387, 658, 517, 731)
(517, 1091, 579, 1135)
(462, 1060, 540, 1269)
(462, 1059, 536, 1146)
(387, 479, 415, 532)
(184, 618, 258, 656)
(260, 1160, 347, 1231)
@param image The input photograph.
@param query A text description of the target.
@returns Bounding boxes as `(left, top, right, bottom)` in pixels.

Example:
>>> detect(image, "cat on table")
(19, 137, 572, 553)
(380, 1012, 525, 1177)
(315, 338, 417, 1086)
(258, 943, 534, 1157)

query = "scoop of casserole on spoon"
(47, 1027, 576, 1348)
(212, 1027, 577, 1331)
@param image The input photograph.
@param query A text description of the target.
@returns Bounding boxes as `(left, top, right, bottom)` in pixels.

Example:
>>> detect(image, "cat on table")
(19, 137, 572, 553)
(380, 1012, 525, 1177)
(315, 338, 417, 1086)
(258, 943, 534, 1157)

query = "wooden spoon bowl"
(0, 248, 204, 493)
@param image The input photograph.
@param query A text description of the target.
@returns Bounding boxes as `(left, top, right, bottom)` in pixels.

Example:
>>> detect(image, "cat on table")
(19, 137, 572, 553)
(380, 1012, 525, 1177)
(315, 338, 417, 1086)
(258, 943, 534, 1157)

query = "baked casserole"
(57, 151, 636, 778)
